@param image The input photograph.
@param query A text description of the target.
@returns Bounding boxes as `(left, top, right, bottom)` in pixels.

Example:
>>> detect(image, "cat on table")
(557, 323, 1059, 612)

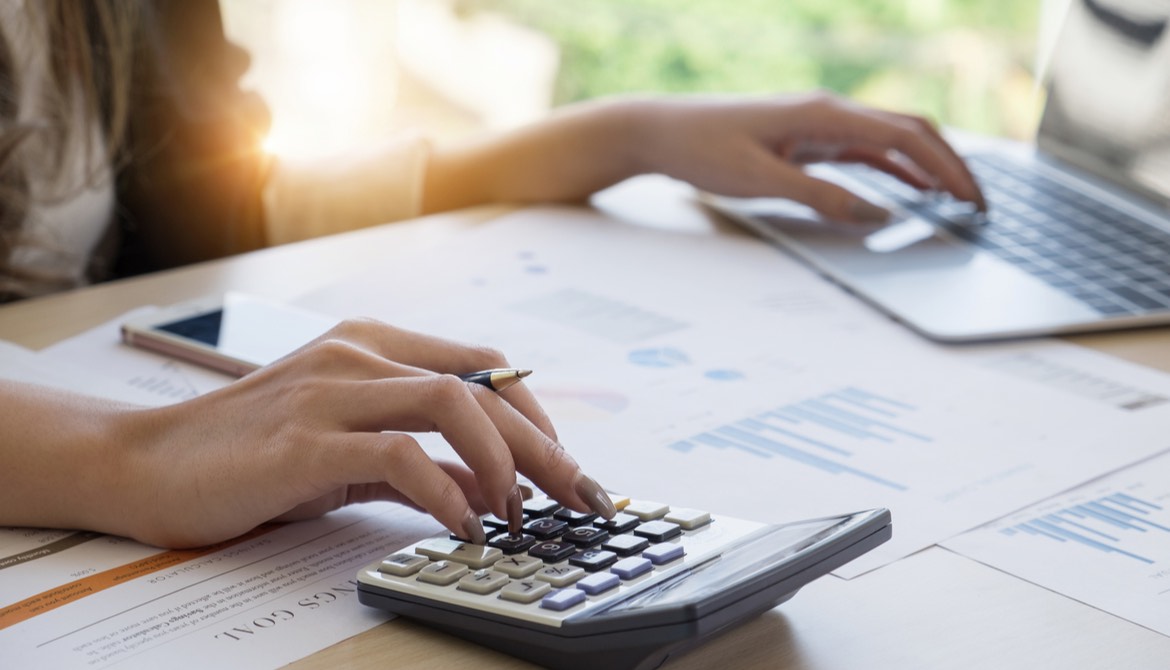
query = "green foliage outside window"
(457, 0, 1043, 138)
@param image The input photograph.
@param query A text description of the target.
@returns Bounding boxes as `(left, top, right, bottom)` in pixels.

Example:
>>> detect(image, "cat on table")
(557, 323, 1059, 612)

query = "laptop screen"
(1037, 0, 1170, 206)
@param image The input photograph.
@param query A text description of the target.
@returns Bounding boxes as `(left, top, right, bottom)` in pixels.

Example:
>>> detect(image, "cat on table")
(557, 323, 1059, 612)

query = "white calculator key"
(664, 508, 712, 530)
(541, 588, 586, 611)
(576, 571, 620, 595)
(415, 538, 503, 569)
(534, 565, 585, 587)
(378, 553, 428, 576)
(416, 560, 468, 586)
(457, 569, 509, 595)
(643, 543, 685, 565)
(493, 554, 543, 578)
(499, 578, 551, 604)
(611, 556, 652, 580)
(624, 500, 670, 521)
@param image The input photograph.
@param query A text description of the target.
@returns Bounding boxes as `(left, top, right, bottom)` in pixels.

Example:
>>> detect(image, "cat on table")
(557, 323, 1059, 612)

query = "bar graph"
(998, 492, 1167, 564)
(944, 456, 1170, 637)
(666, 387, 930, 490)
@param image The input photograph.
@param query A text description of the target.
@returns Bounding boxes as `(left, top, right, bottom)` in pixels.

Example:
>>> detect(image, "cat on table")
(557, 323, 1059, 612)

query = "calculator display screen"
(585, 514, 856, 617)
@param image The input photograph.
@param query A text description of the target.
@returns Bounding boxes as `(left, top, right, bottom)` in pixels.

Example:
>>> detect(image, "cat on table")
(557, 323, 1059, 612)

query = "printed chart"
(945, 451, 1170, 636)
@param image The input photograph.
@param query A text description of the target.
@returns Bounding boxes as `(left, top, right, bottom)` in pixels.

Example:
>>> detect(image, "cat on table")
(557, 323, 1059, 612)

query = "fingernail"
(461, 510, 487, 546)
(518, 483, 535, 500)
(849, 199, 891, 224)
(574, 473, 617, 519)
(507, 486, 525, 537)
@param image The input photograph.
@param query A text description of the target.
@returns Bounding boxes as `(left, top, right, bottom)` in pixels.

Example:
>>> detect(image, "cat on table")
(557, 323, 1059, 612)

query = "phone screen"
(147, 295, 339, 368)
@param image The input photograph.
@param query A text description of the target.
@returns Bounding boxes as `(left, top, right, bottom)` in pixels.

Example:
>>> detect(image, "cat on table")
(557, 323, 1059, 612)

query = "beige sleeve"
(261, 133, 431, 246)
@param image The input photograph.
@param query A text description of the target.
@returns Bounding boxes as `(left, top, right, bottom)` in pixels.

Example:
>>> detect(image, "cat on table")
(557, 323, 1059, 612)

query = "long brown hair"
(0, 1, 138, 290)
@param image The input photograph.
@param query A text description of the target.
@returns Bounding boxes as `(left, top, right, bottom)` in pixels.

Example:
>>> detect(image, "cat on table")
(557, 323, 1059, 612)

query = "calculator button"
(633, 520, 681, 543)
(594, 513, 640, 534)
(624, 500, 670, 521)
(601, 534, 649, 557)
(643, 543, 685, 565)
(488, 533, 536, 555)
(524, 518, 569, 540)
(417, 560, 468, 586)
(534, 565, 585, 587)
(576, 571, 620, 595)
(611, 557, 652, 580)
(569, 549, 618, 572)
(522, 497, 561, 517)
(483, 513, 527, 531)
(540, 588, 586, 611)
(377, 553, 428, 577)
(554, 508, 598, 526)
(492, 554, 543, 578)
(561, 526, 609, 548)
(499, 578, 551, 604)
(450, 524, 501, 543)
(457, 569, 509, 595)
(415, 539, 503, 569)
(664, 508, 712, 530)
(529, 540, 578, 563)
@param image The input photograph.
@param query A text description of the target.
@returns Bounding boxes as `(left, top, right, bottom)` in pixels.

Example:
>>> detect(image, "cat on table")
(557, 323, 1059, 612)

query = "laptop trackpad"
(793, 229, 1099, 341)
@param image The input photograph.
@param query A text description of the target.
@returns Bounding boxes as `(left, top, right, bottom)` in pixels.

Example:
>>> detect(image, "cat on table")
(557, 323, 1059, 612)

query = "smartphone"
(120, 293, 339, 376)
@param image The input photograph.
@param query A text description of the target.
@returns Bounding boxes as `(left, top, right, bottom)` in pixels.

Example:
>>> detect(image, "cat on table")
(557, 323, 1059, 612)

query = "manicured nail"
(507, 486, 525, 537)
(574, 474, 617, 519)
(518, 483, 535, 500)
(461, 510, 487, 545)
(849, 199, 891, 224)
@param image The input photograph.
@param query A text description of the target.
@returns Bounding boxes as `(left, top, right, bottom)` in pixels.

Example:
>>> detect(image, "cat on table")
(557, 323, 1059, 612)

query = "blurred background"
(220, 0, 1067, 162)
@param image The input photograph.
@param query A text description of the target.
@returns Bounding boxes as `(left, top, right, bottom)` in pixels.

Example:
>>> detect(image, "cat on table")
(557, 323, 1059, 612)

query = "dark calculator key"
(523, 497, 561, 518)
(488, 533, 536, 555)
(633, 520, 682, 543)
(561, 526, 609, 548)
(594, 513, 640, 535)
(601, 534, 649, 557)
(483, 513, 527, 531)
(529, 540, 578, 563)
(554, 508, 598, 526)
(524, 518, 569, 540)
(569, 549, 618, 572)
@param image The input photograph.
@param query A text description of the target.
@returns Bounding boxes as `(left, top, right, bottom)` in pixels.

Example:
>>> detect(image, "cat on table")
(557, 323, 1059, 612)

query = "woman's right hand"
(93, 318, 616, 548)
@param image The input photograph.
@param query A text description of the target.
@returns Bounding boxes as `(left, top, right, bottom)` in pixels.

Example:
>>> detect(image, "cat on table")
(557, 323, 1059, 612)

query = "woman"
(0, 1, 984, 548)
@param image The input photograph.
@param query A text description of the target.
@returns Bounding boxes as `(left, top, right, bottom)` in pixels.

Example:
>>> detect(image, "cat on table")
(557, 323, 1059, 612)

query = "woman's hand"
(425, 91, 984, 225)
(630, 92, 987, 224)
(0, 319, 615, 548)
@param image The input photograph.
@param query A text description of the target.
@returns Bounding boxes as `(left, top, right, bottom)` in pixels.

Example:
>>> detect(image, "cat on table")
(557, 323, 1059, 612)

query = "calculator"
(356, 496, 891, 670)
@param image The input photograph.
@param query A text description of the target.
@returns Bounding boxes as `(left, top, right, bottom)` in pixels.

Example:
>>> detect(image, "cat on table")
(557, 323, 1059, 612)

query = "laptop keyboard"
(836, 153, 1170, 316)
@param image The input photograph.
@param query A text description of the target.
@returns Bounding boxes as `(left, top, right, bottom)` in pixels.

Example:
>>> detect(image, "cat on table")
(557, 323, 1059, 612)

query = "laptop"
(704, 0, 1170, 342)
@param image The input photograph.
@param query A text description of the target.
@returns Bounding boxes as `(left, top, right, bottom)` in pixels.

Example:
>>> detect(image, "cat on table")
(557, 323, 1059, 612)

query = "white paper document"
(297, 207, 1170, 577)
(943, 451, 1170, 636)
(0, 503, 441, 669)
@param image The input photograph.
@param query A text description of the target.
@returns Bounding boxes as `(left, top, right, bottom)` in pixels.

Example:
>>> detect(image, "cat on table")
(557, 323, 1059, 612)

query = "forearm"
(0, 381, 142, 534)
(422, 98, 653, 213)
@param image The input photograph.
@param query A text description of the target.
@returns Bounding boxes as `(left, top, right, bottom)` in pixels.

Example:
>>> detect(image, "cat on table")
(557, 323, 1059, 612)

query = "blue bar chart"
(945, 453, 1170, 637)
(998, 492, 1167, 564)
(666, 387, 930, 490)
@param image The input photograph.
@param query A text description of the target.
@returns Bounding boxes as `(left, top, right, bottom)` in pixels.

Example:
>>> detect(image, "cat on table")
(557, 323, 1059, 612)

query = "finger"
(322, 432, 489, 544)
(836, 108, 984, 208)
(329, 374, 518, 518)
(468, 386, 615, 519)
(750, 149, 892, 224)
(311, 321, 560, 440)
(885, 111, 988, 211)
(835, 147, 935, 191)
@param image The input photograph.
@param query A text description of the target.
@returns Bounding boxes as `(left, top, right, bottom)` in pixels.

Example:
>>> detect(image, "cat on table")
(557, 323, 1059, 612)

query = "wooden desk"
(2, 179, 1168, 669)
